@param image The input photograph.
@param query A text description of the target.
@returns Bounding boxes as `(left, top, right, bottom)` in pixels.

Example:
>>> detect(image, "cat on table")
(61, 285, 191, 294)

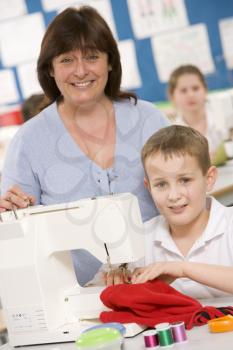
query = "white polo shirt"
(144, 197, 233, 299)
(174, 107, 224, 155)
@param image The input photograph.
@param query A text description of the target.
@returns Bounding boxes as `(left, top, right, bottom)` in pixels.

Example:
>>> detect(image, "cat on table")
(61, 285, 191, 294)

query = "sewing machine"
(0, 193, 145, 346)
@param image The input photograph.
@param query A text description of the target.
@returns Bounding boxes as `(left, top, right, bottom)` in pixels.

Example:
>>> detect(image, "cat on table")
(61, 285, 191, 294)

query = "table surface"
(1, 325, 233, 350)
(1, 297, 233, 350)
(211, 162, 233, 205)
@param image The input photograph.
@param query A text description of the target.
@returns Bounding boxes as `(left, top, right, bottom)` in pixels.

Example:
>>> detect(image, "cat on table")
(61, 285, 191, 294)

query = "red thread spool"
(143, 330, 159, 348)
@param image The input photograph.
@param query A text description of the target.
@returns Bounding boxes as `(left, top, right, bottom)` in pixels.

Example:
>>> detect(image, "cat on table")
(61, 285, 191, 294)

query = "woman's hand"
(104, 265, 132, 286)
(131, 261, 185, 284)
(0, 185, 35, 212)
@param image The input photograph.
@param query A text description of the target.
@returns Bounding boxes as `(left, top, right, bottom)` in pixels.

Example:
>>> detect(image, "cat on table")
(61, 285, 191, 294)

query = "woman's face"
(51, 49, 111, 108)
(171, 73, 207, 115)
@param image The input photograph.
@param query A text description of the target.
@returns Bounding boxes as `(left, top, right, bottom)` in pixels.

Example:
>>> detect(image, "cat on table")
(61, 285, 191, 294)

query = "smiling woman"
(0, 6, 168, 286)
(50, 48, 115, 167)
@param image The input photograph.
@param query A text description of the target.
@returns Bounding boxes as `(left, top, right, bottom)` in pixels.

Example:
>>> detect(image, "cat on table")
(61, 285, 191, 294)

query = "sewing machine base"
(4, 297, 145, 346)
(7, 320, 145, 346)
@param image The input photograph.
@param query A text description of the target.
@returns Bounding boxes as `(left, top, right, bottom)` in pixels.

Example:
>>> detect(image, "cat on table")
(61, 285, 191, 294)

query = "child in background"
(131, 125, 233, 299)
(21, 93, 51, 122)
(167, 65, 225, 163)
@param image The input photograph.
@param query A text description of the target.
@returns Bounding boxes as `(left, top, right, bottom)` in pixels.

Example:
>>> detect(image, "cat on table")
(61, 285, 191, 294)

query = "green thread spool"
(156, 323, 173, 347)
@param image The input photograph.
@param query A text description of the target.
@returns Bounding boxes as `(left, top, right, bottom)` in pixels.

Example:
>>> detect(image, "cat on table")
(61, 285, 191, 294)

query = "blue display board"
(0, 0, 233, 106)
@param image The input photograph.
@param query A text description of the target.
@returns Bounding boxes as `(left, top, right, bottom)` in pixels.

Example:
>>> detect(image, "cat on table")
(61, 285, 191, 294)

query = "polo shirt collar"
(200, 196, 227, 242)
(152, 197, 226, 256)
(153, 217, 180, 254)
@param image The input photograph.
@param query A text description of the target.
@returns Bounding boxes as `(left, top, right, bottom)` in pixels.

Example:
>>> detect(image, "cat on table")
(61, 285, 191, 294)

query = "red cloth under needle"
(100, 279, 233, 329)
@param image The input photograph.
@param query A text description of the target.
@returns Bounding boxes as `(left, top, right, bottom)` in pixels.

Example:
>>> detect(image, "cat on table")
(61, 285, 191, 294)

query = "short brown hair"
(168, 64, 207, 98)
(141, 125, 211, 175)
(37, 6, 136, 103)
(22, 93, 51, 121)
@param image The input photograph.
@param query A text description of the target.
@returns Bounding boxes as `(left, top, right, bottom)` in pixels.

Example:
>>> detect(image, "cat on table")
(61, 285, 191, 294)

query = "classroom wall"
(0, 0, 233, 108)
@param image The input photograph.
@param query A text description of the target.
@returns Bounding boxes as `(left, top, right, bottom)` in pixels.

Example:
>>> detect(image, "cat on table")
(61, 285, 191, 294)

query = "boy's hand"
(131, 261, 185, 284)
(104, 265, 132, 286)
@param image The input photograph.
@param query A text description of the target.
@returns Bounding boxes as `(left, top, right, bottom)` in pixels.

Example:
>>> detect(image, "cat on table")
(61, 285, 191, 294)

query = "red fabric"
(99, 280, 233, 329)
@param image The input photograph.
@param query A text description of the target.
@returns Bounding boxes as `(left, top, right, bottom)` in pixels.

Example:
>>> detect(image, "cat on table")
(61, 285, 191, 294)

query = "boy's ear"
(144, 177, 151, 192)
(206, 165, 217, 192)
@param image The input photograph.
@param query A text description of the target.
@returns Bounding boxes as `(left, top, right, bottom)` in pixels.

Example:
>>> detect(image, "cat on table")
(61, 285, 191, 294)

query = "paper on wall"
(219, 17, 233, 70)
(17, 61, 43, 99)
(0, 13, 45, 67)
(127, 0, 189, 39)
(42, 0, 118, 38)
(0, 0, 27, 21)
(42, 0, 72, 9)
(151, 23, 215, 82)
(0, 70, 19, 105)
(118, 39, 142, 90)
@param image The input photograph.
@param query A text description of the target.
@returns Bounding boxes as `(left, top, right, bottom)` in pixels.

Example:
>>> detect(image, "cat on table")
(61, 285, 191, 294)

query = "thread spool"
(171, 321, 187, 343)
(156, 323, 173, 347)
(143, 330, 159, 348)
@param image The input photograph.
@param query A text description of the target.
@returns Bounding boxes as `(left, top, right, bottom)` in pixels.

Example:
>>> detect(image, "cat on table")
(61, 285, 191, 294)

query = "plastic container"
(76, 327, 123, 350)
(82, 322, 126, 336)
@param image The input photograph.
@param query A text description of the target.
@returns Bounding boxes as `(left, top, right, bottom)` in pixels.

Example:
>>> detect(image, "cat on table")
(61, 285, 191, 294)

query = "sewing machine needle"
(104, 243, 112, 273)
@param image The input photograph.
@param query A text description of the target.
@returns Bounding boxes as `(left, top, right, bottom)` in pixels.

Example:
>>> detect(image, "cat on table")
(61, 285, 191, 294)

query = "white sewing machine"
(0, 193, 145, 346)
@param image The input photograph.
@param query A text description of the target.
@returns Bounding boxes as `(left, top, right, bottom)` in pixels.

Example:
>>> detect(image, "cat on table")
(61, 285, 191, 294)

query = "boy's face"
(144, 152, 217, 230)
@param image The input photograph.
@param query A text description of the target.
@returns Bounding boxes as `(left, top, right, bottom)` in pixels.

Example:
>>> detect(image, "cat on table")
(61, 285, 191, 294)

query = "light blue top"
(1, 98, 168, 285)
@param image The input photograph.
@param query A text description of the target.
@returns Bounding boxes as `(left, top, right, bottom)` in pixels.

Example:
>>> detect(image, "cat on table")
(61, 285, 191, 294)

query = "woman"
(0, 6, 168, 285)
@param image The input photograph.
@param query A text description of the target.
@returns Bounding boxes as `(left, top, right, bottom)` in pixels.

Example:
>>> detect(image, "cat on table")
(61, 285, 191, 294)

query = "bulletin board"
(0, 0, 233, 108)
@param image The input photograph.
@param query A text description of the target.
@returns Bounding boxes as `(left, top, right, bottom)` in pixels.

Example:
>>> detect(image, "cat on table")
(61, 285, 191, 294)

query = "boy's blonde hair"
(141, 125, 211, 175)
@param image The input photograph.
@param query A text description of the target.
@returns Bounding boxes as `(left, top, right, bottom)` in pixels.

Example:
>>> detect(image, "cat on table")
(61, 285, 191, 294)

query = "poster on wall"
(0, 13, 45, 67)
(127, 0, 189, 39)
(0, 0, 27, 21)
(17, 61, 42, 99)
(0, 70, 19, 105)
(151, 23, 215, 82)
(118, 39, 142, 89)
(219, 17, 233, 70)
(41, 0, 73, 9)
(42, 0, 118, 38)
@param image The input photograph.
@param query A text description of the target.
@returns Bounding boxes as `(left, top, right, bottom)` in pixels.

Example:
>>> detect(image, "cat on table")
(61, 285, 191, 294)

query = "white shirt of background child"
(174, 107, 224, 155)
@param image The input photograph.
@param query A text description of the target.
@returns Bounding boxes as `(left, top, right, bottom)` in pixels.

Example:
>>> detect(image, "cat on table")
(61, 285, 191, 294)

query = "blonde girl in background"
(167, 65, 226, 163)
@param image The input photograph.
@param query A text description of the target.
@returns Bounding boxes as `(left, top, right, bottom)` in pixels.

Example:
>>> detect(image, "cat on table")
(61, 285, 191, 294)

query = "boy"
(106, 125, 233, 298)
(131, 125, 233, 298)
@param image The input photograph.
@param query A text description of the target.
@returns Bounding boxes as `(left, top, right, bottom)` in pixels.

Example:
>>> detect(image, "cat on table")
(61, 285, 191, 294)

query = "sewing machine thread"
(170, 321, 187, 343)
(143, 330, 159, 348)
(155, 323, 173, 347)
